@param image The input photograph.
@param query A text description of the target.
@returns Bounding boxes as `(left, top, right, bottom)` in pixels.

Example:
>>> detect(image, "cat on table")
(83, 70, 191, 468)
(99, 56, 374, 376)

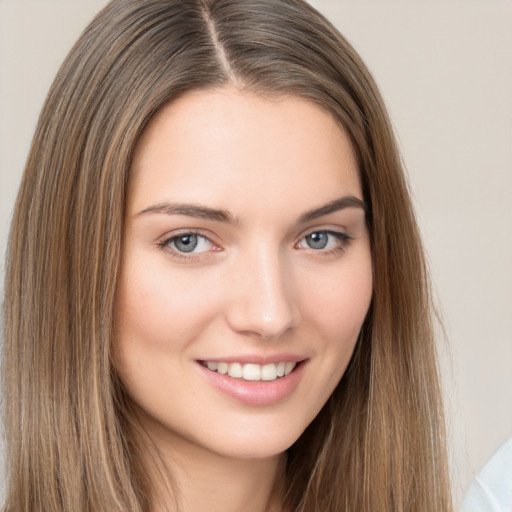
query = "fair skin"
(114, 87, 373, 512)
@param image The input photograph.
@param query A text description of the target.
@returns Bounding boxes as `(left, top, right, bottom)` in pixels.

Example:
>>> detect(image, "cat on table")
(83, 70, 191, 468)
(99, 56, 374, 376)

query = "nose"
(224, 248, 300, 340)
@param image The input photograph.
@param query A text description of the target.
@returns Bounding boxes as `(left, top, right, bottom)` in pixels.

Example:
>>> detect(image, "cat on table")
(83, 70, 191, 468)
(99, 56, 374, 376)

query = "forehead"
(127, 87, 361, 214)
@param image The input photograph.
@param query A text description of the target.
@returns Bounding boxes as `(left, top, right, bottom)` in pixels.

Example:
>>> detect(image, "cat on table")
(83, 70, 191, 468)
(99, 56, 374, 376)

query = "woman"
(2, 0, 453, 511)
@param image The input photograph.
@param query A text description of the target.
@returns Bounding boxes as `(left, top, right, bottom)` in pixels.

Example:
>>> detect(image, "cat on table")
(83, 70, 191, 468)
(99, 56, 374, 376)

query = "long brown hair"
(2, 0, 453, 510)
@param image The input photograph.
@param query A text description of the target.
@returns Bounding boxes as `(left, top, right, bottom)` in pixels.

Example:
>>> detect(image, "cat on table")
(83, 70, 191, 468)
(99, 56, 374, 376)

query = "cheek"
(302, 258, 373, 346)
(290, 256, 372, 424)
(112, 256, 225, 409)
(114, 259, 222, 350)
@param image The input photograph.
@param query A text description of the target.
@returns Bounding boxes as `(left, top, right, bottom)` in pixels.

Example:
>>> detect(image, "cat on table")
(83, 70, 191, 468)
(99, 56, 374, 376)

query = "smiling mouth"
(199, 361, 297, 382)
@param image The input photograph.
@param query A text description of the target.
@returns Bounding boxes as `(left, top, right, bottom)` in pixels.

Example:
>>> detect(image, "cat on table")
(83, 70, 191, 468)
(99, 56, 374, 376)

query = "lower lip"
(197, 361, 307, 406)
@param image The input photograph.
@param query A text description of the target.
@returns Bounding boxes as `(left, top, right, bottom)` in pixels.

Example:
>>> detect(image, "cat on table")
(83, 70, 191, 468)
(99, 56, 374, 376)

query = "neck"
(141, 427, 287, 512)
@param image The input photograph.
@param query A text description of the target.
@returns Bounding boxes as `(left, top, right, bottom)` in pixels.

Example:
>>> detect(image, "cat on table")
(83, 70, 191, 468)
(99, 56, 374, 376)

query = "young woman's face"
(114, 88, 372, 460)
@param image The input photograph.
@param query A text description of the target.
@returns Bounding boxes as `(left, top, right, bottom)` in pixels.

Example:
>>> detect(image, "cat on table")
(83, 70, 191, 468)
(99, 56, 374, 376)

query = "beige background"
(1, 0, 511, 504)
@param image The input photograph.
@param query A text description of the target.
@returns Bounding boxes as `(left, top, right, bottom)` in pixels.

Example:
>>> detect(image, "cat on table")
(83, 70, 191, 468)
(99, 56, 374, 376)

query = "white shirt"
(461, 437, 512, 512)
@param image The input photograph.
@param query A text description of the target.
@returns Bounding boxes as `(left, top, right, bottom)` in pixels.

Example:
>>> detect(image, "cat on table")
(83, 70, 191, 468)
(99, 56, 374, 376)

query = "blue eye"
(163, 233, 214, 254)
(297, 230, 350, 252)
(173, 234, 198, 253)
(305, 232, 329, 249)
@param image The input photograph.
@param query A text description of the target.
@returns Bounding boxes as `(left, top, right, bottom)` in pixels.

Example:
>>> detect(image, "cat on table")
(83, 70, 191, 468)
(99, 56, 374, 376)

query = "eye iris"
(306, 232, 328, 250)
(174, 234, 198, 253)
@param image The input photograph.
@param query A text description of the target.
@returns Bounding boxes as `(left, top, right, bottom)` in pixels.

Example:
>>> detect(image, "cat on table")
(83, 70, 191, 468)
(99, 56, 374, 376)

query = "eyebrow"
(136, 202, 235, 223)
(136, 195, 367, 224)
(298, 196, 367, 223)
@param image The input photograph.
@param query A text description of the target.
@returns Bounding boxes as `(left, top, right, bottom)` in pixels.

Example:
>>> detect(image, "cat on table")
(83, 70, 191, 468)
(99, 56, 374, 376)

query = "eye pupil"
(306, 232, 328, 249)
(174, 234, 198, 252)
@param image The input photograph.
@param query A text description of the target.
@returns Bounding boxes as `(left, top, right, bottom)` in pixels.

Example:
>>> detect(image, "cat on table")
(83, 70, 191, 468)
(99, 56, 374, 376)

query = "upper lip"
(197, 354, 307, 365)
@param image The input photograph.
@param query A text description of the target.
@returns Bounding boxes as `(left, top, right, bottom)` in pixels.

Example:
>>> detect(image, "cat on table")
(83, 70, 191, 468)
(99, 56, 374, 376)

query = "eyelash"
(296, 230, 353, 256)
(157, 229, 353, 261)
(157, 230, 214, 261)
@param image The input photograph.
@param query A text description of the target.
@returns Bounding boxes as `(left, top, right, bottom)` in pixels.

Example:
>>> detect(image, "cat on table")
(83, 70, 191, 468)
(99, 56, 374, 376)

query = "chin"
(192, 415, 314, 461)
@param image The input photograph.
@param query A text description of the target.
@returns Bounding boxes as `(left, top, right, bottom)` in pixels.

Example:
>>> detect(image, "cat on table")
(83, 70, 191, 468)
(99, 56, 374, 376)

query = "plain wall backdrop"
(1, 0, 511, 505)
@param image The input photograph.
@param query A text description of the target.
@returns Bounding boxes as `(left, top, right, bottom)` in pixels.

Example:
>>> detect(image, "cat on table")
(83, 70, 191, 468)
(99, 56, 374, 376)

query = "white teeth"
(261, 363, 277, 381)
(217, 362, 229, 375)
(243, 363, 261, 381)
(203, 361, 298, 381)
(284, 362, 296, 375)
(227, 362, 243, 378)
